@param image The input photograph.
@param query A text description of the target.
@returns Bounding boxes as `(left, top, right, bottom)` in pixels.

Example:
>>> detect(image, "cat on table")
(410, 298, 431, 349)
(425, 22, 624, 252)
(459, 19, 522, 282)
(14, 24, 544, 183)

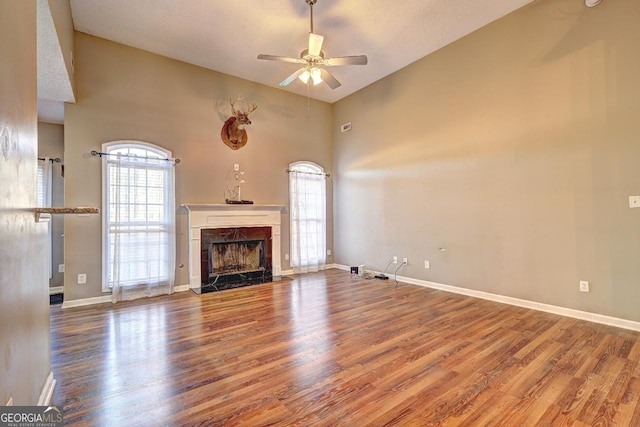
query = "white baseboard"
(61, 295, 112, 309)
(37, 372, 56, 406)
(61, 284, 192, 309)
(49, 286, 63, 295)
(280, 264, 340, 277)
(332, 264, 640, 332)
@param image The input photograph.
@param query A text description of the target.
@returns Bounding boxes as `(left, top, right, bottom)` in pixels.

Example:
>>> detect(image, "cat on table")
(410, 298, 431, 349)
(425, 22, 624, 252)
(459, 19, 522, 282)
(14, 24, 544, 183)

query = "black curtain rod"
(38, 157, 61, 163)
(286, 169, 330, 177)
(90, 150, 181, 164)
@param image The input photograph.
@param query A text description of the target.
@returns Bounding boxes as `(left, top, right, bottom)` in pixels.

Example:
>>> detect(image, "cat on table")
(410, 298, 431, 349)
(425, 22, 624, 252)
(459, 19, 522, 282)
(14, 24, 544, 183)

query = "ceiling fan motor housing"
(301, 49, 324, 62)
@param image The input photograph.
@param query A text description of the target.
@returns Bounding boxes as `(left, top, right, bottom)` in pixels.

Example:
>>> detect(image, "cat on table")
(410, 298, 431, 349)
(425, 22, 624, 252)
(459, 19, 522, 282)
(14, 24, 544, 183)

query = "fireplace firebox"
(200, 226, 272, 292)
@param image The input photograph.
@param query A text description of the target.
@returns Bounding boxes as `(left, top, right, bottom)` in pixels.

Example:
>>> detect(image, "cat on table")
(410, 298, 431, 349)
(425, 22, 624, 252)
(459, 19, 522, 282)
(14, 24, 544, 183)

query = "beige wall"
(334, 0, 640, 322)
(38, 122, 65, 288)
(0, 1, 51, 405)
(63, 33, 334, 301)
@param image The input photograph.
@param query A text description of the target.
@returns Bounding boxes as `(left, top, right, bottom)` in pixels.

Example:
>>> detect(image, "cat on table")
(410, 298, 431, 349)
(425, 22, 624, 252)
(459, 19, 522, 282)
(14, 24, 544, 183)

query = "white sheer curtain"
(37, 158, 52, 278)
(105, 149, 176, 303)
(289, 162, 326, 274)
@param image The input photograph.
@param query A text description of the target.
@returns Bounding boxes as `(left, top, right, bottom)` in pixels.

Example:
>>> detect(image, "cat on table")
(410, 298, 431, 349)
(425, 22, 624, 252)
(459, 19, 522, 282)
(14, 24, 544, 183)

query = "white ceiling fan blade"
(320, 68, 341, 89)
(279, 68, 307, 87)
(308, 33, 324, 57)
(258, 54, 306, 64)
(323, 55, 368, 66)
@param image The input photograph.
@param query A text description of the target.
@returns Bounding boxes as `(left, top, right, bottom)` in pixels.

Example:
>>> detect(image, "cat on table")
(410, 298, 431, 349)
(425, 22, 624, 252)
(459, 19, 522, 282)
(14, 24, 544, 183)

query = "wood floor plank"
(50, 269, 640, 426)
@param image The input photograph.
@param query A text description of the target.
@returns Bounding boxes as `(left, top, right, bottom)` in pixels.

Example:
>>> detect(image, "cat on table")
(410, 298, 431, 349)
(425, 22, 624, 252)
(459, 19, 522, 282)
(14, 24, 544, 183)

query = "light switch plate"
(629, 195, 640, 208)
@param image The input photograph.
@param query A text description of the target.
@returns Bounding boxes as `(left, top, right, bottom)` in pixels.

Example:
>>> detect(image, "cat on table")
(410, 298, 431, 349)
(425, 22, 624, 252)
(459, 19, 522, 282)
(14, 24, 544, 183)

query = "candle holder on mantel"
(224, 164, 253, 204)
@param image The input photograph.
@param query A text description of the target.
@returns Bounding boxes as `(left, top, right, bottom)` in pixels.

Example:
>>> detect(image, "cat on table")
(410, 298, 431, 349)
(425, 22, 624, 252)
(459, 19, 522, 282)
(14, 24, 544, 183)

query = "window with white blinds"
(289, 161, 327, 273)
(37, 160, 53, 279)
(36, 164, 46, 208)
(102, 142, 175, 292)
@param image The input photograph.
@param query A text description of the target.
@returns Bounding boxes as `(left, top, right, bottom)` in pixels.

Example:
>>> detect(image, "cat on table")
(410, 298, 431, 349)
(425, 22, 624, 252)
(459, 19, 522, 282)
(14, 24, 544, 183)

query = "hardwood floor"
(51, 269, 640, 426)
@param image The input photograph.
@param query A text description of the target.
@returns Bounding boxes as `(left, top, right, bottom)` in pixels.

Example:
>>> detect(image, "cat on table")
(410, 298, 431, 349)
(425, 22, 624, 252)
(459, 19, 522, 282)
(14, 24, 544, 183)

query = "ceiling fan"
(257, 0, 368, 90)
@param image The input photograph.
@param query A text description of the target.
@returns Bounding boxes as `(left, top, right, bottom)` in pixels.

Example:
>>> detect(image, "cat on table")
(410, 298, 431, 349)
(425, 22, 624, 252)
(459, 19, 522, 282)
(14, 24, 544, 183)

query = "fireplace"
(200, 227, 272, 291)
(182, 204, 284, 293)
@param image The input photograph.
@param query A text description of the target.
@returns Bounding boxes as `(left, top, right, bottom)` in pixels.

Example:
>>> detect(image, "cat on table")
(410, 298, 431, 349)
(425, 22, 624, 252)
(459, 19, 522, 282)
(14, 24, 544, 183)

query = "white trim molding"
(37, 372, 56, 406)
(173, 284, 191, 293)
(48, 286, 63, 295)
(62, 295, 112, 309)
(61, 285, 192, 309)
(279, 264, 339, 277)
(332, 264, 640, 332)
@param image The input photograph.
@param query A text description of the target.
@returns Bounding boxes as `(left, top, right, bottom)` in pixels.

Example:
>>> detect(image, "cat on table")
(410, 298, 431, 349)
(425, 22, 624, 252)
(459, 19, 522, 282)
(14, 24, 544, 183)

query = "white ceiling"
(39, 0, 536, 123)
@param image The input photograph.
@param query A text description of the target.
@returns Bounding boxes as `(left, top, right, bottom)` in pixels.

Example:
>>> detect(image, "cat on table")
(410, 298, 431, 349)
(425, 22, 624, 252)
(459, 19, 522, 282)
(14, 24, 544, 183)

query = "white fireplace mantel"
(181, 204, 285, 290)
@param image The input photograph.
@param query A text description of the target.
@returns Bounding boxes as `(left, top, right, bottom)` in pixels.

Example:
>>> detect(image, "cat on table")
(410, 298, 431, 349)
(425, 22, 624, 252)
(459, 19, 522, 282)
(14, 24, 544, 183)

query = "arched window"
(101, 141, 176, 302)
(288, 161, 327, 273)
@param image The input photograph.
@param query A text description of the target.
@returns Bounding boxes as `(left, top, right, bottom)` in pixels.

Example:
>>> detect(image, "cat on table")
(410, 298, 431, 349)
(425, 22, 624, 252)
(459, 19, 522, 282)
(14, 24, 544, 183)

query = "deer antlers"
(229, 96, 257, 118)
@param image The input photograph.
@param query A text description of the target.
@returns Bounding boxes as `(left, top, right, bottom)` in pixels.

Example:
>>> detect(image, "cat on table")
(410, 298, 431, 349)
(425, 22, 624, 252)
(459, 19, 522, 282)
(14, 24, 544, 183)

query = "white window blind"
(289, 161, 327, 273)
(36, 164, 46, 208)
(102, 142, 176, 302)
(37, 160, 52, 278)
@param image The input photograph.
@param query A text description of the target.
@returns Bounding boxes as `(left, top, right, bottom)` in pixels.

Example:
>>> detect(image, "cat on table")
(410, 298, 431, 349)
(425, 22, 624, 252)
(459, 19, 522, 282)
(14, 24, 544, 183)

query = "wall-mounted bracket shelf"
(34, 207, 100, 223)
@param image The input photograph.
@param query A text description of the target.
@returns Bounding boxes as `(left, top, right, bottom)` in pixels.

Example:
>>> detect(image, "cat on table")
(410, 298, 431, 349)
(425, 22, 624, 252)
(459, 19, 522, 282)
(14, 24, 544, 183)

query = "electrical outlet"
(403, 257, 408, 264)
(392, 256, 398, 264)
(424, 260, 430, 269)
(58, 264, 64, 273)
(327, 249, 331, 256)
(77, 273, 87, 284)
(284, 254, 289, 260)
(579, 280, 590, 292)
(233, 163, 240, 171)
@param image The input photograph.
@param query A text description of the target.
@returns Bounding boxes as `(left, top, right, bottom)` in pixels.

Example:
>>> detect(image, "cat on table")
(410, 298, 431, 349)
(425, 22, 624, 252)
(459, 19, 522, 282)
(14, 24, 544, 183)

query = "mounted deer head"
(221, 96, 257, 150)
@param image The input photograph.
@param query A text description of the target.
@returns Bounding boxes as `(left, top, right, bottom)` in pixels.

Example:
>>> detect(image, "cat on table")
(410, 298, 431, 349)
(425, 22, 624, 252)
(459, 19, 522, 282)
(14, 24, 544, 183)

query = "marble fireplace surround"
(182, 204, 285, 291)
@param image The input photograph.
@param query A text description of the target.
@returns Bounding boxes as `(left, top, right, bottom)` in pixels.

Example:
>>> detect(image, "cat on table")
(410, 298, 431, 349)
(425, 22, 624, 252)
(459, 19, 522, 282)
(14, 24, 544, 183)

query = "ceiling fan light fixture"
(298, 69, 311, 84)
(298, 67, 323, 85)
(311, 67, 323, 85)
